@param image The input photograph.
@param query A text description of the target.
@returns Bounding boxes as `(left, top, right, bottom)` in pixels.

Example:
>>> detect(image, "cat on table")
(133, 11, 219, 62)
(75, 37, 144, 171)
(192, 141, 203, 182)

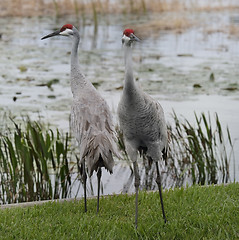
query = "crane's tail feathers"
(80, 132, 121, 176)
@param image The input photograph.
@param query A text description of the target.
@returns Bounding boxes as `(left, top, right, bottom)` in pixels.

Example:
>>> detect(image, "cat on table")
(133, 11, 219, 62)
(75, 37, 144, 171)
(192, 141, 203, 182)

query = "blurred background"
(0, 0, 238, 202)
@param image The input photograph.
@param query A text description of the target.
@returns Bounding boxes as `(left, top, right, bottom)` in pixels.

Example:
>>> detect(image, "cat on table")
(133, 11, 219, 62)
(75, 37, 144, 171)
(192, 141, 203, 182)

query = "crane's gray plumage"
(71, 90, 117, 176)
(118, 83, 168, 162)
(42, 24, 119, 212)
(69, 26, 118, 176)
(118, 29, 168, 228)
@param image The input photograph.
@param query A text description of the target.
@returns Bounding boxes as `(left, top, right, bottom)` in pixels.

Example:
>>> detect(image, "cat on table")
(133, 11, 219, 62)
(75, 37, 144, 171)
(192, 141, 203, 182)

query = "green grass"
(0, 183, 238, 239)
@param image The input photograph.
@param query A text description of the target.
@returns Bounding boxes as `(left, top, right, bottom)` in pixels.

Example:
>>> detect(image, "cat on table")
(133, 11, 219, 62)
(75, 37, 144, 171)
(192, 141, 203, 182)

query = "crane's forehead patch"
(60, 24, 73, 32)
(123, 29, 134, 37)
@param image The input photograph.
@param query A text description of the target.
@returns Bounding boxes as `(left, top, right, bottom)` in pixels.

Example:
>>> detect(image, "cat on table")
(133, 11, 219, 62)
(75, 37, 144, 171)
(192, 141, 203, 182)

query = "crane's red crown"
(60, 24, 73, 32)
(123, 29, 134, 37)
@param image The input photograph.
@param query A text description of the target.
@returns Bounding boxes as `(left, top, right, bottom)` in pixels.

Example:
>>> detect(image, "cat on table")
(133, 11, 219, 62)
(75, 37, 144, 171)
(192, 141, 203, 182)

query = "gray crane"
(41, 24, 120, 213)
(117, 29, 168, 228)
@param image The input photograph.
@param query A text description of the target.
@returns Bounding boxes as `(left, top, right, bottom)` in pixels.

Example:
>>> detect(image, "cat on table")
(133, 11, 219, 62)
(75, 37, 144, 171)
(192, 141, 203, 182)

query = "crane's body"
(71, 84, 116, 175)
(118, 83, 167, 160)
(118, 29, 167, 228)
(42, 24, 119, 212)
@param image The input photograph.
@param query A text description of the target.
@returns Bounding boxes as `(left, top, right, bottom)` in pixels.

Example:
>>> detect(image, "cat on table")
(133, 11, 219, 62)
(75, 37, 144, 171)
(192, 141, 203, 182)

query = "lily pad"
(193, 84, 202, 88)
(177, 54, 193, 57)
(209, 73, 215, 82)
(115, 86, 123, 90)
(222, 87, 238, 91)
(37, 79, 60, 90)
(18, 65, 28, 72)
(47, 95, 56, 99)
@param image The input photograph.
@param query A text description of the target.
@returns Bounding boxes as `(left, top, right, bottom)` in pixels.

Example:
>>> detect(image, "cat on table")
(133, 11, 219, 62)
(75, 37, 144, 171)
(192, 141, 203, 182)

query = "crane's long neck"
(71, 31, 87, 96)
(124, 45, 136, 93)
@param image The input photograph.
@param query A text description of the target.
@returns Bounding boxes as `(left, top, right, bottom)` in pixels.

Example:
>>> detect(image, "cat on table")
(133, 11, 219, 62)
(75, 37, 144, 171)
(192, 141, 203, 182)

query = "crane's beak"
(41, 29, 61, 40)
(130, 33, 140, 42)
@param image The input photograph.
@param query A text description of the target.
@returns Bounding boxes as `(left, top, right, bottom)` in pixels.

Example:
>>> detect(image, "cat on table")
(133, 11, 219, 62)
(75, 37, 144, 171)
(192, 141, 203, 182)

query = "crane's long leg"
(133, 161, 140, 229)
(82, 161, 87, 212)
(155, 161, 167, 223)
(143, 155, 149, 190)
(97, 167, 102, 213)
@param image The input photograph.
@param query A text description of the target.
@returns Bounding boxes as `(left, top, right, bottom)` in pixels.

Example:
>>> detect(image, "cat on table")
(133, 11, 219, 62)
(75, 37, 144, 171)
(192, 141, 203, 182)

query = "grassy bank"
(0, 183, 238, 239)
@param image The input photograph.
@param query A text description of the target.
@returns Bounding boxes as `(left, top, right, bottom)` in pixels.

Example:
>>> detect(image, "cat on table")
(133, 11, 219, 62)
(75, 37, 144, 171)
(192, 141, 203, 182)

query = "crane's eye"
(122, 38, 125, 44)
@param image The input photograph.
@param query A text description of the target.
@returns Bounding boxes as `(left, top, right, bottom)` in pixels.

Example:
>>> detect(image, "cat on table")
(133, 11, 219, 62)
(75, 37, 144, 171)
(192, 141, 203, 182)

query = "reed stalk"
(52, 0, 59, 18)
(0, 111, 234, 204)
(91, 1, 98, 34)
(116, 111, 233, 189)
(0, 118, 75, 204)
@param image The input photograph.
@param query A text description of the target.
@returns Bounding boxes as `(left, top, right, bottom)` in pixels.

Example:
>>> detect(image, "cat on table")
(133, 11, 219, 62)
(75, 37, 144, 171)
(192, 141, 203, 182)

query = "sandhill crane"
(41, 24, 120, 213)
(117, 29, 168, 228)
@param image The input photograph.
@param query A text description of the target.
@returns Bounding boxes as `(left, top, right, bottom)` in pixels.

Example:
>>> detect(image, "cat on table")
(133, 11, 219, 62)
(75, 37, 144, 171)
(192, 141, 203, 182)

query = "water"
(0, 11, 238, 197)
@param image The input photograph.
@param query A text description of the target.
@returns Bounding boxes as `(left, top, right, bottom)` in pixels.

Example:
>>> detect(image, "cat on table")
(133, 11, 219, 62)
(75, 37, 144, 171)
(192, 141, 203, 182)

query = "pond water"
(0, 10, 238, 197)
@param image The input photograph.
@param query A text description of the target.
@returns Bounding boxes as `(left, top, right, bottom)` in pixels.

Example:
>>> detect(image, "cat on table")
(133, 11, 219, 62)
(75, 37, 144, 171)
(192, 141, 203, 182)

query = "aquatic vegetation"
(36, 78, 60, 91)
(166, 112, 232, 187)
(18, 65, 28, 73)
(116, 112, 233, 190)
(1, 0, 238, 17)
(0, 118, 75, 204)
(0, 111, 234, 204)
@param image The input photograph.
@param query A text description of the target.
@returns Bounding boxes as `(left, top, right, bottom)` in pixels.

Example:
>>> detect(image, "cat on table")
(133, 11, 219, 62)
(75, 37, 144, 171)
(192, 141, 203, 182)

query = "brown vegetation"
(132, 14, 193, 38)
(1, 1, 239, 38)
(1, 0, 239, 18)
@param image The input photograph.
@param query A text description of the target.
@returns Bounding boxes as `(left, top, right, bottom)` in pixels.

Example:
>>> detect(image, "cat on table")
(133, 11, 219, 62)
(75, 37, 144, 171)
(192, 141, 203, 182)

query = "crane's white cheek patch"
(60, 28, 73, 36)
(122, 35, 130, 43)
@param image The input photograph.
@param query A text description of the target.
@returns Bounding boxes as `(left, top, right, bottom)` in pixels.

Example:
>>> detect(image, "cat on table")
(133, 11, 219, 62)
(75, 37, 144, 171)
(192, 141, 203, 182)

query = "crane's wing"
(140, 91, 168, 159)
(71, 92, 120, 176)
(151, 96, 168, 159)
